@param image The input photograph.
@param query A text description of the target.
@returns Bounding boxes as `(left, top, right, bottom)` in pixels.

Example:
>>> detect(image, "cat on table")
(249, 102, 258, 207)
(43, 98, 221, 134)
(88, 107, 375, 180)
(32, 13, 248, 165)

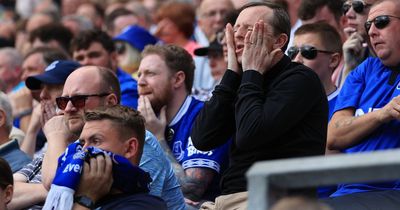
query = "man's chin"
(67, 119, 84, 136)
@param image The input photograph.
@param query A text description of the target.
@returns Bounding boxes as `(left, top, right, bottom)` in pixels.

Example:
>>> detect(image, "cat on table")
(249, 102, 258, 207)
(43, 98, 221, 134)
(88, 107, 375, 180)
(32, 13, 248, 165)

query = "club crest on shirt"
(397, 81, 400, 90)
(173, 141, 184, 161)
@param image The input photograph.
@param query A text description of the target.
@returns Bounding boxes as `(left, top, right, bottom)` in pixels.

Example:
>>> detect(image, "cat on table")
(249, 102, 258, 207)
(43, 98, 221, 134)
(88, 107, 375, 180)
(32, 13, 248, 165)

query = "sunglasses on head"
(287, 45, 335, 60)
(56, 93, 110, 110)
(342, 1, 372, 15)
(364, 15, 400, 32)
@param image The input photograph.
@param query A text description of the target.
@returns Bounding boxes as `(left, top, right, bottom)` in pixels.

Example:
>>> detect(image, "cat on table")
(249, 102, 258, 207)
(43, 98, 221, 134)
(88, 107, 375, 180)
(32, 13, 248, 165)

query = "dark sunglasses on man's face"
(56, 93, 110, 110)
(287, 45, 335, 60)
(342, 1, 372, 15)
(364, 15, 400, 32)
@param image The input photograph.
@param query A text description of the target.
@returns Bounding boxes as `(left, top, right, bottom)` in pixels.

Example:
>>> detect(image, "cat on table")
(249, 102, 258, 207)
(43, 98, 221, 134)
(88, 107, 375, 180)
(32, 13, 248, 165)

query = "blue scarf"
(43, 141, 151, 210)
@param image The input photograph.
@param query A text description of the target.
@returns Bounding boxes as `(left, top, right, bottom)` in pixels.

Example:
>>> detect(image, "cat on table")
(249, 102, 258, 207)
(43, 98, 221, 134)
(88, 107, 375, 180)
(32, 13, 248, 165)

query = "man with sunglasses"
(9, 60, 81, 210)
(41, 66, 185, 210)
(192, 2, 327, 209)
(326, 0, 400, 209)
(290, 22, 342, 122)
(338, 0, 376, 87)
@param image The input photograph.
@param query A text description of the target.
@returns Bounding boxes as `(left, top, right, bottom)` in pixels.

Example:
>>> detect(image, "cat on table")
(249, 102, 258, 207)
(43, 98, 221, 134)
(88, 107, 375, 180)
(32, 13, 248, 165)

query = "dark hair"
(155, 1, 196, 39)
(271, 0, 288, 13)
(97, 66, 121, 103)
(84, 105, 145, 160)
(0, 157, 13, 190)
(105, 8, 136, 32)
(24, 46, 71, 65)
(29, 23, 73, 52)
(142, 44, 195, 93)
(224, 10, 239, 26)
(239, 1, 291, 51)
(70, 29, 115, 53)
(295, 22, 342, 53)
(298, 0, 343, 23)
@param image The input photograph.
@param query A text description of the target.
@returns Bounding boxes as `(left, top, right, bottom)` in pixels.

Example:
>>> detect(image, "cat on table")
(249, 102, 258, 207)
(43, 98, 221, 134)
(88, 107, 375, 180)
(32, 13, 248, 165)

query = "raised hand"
(225, 23, 241, 74)
(76, 155, 113, 202)
(343, 31, 367, 70)
(242, 20, 281, 74)
(138, 95, 167, 140)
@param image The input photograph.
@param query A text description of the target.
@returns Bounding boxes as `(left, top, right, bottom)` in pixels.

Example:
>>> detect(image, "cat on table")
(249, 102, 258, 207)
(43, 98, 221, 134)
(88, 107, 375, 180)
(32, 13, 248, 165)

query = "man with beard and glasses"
(137, 44, 229, 209)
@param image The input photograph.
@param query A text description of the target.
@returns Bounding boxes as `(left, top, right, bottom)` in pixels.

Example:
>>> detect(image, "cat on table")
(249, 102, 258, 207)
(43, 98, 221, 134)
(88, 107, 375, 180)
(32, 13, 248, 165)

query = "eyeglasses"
(56, 93, 110, 110)
(287, 45, 335, 60)
(364, 15, 400, 32)
(342, 1, 372, 15)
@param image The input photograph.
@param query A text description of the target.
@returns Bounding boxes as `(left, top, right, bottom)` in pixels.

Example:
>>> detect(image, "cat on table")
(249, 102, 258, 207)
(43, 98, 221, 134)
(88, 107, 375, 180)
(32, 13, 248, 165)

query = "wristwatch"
(74, 195, 95, 209)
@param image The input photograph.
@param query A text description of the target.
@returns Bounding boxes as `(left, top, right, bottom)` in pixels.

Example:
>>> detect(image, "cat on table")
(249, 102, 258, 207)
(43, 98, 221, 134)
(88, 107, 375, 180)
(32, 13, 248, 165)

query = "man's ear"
(110, 51, 119, 70)
(105, 93, 118, 106)
(124, 137, 139, 162)
(173, 71, 186, 89)
(4, 184, 13, 204)
(273, 33, 289, 50)
(0, 109, 6, 128)
(329, 53, 341, 70)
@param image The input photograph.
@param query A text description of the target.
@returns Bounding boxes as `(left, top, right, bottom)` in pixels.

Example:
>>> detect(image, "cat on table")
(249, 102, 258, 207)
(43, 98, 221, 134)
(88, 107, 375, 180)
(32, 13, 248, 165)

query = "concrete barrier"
(246, 149, 400, 210)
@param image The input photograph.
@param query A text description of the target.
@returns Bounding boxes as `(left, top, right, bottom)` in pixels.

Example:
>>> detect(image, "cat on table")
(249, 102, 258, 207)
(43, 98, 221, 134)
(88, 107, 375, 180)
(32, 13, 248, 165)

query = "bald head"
(65, 66, 121, 103)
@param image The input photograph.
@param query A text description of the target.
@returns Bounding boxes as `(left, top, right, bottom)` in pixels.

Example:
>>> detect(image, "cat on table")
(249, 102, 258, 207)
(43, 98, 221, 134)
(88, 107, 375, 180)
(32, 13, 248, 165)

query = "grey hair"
(0, 48, 23, 70)
(0, 91, 13, 133)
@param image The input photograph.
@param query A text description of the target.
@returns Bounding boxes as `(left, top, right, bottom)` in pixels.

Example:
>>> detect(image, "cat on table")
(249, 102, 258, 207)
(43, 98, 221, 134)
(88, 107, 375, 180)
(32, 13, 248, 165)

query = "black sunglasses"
(365, 15, 400, 32)
(56, 93, 110, 110)
(342, 1, 372, 15)
(287, 45, 335, 60)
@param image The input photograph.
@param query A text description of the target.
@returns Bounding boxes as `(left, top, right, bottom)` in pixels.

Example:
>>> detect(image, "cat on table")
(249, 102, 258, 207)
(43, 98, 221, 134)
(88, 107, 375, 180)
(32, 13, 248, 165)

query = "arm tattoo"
(334, 118, 355, 128)
(158, 139, 214, 201)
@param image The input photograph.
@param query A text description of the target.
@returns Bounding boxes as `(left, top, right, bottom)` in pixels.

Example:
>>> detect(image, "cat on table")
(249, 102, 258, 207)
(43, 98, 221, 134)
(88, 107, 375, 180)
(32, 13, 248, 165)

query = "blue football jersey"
(331, 57, 400, 197)
(167, 96, 229, 173)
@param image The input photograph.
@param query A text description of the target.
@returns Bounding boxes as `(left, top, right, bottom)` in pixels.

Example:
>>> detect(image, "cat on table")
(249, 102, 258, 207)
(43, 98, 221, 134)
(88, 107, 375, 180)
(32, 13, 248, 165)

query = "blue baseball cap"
(26, 60, 81, 90)
(113, 25, 158, 52)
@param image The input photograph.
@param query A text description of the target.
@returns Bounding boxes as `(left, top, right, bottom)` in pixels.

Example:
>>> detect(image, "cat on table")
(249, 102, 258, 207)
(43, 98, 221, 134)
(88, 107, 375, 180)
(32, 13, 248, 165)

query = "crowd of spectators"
(0, 0, 399, 210)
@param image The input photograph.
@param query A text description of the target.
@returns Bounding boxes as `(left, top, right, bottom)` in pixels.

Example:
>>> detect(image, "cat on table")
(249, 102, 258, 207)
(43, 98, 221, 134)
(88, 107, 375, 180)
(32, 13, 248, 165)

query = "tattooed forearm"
(158, 139, 214, 201)
(334, 117, 355, 128)
(180, 168, 214, 201)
